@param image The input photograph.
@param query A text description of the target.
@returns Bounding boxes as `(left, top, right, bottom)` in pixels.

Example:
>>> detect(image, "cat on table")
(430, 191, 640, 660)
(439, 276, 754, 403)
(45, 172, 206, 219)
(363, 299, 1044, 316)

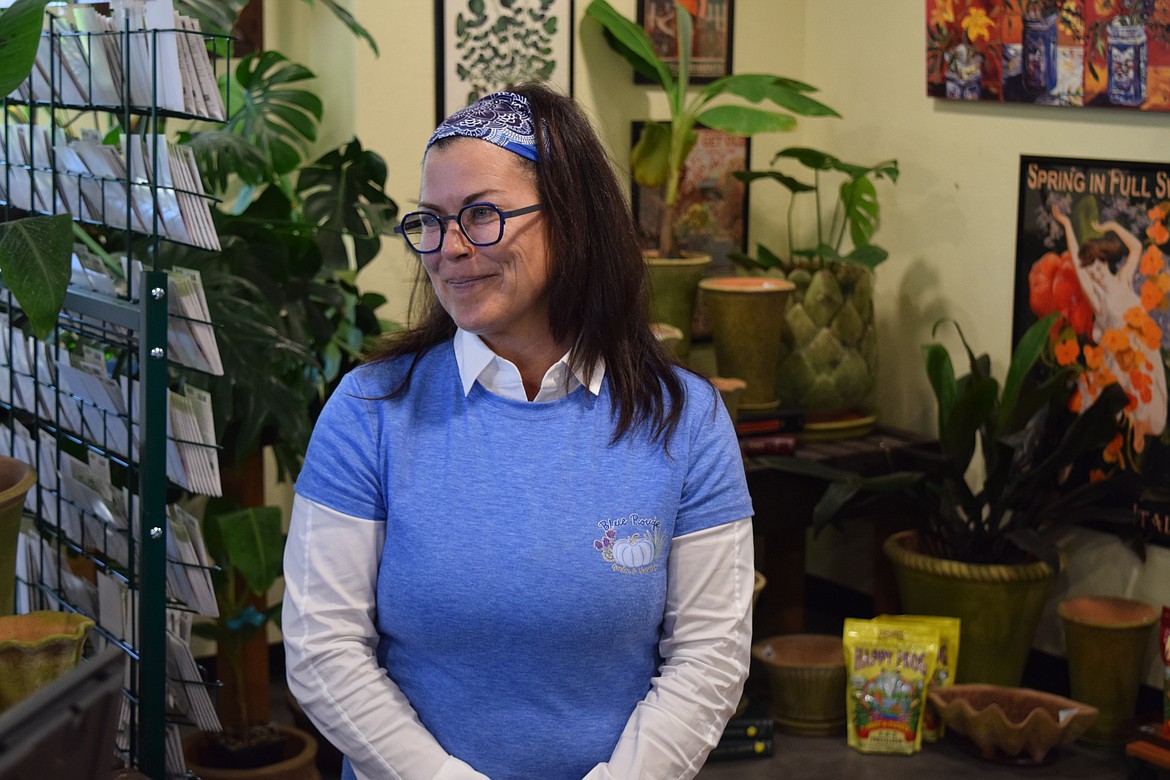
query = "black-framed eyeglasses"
(393, 202, 543, 254)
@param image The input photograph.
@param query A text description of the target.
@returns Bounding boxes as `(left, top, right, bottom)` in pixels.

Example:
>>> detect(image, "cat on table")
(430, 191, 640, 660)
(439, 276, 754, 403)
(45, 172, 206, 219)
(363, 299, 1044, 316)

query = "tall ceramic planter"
(0, 610, 94, 711)
(645, 254, 711, 357)
(883, 530, 1058, 687)
(774, 262, 877, 418)
(1058, 596, 1158, 744)
(0, 456, 37, 616)
(698, 276, 795, 410)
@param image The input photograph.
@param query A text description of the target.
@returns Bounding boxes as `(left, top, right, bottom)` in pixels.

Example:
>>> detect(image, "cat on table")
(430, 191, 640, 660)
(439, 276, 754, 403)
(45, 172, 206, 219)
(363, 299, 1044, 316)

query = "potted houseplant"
(755, 311, 1147, 686)
(585, 0, 838, 354)
(731, 148, 898, 419)
(180, 505, 320, 777)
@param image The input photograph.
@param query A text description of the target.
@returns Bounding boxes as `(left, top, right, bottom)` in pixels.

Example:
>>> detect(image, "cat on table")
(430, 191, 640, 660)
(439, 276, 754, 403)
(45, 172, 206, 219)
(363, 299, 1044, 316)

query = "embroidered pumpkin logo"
(611, 533, 655, 568)
(594, 516, 665, 574)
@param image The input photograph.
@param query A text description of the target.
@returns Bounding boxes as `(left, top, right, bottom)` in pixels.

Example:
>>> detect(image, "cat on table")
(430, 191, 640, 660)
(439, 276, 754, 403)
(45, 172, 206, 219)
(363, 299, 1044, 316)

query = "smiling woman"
(282, 82, 758, 780)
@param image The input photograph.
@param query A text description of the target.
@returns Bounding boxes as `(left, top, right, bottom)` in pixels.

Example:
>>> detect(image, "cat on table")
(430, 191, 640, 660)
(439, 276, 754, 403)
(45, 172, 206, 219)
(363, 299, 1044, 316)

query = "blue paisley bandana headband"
(427, 91, 539, 163)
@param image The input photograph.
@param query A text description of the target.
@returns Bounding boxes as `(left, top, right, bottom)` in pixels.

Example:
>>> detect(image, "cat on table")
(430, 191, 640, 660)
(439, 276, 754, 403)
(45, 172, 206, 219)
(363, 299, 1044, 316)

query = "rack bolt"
(151, 287, 166, 300)
(150, 526, 163, 540)
(150, 347, 165, 359)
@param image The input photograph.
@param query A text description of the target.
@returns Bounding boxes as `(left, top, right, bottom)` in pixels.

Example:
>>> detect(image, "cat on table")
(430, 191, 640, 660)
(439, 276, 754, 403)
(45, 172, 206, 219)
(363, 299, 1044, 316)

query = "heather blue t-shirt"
(295, 343, 753, 780)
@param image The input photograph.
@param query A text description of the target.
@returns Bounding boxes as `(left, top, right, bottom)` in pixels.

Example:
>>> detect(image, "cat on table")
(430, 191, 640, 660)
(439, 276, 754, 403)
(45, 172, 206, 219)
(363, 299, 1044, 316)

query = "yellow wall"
(268, 0, 1170, 685)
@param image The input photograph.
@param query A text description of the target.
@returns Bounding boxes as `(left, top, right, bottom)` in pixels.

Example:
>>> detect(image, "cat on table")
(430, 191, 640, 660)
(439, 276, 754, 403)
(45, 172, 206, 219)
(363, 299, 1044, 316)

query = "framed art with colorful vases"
(1013, 155, 1170, 547)
(927, 1, 1170, 111)
(435, 0, 575, 123)
(636, 0, 733, 83)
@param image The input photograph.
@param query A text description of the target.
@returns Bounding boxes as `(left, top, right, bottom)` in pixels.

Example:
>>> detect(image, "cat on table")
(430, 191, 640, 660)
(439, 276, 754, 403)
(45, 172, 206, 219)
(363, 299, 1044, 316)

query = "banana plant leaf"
(0, 0, 48, 97)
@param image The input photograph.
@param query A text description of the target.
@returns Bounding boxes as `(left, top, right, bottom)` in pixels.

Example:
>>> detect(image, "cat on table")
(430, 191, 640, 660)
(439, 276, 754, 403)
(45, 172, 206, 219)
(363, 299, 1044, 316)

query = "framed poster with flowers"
(636, 0, 733, 83)
(1013, 154, 1170, 546)
(435, 0, 574, 124)
(927, 1, 1170, 111)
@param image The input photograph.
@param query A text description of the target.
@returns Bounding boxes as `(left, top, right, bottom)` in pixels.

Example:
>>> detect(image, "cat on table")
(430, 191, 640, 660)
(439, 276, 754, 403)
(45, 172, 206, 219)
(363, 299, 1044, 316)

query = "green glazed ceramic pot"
(0, 457, 36, 617)
(883, 530, 1058, 687)
(698, 276, 795, 410)
(0, 610, 95, 712)
(1058, 595, 1158, 744)
(646, 255, 711, 357)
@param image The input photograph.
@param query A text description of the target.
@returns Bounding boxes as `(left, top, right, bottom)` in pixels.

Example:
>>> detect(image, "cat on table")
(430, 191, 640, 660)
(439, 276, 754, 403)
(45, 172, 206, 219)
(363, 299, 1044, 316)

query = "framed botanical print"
(636, 0, 733, 83)
(435, 0, 575, 123)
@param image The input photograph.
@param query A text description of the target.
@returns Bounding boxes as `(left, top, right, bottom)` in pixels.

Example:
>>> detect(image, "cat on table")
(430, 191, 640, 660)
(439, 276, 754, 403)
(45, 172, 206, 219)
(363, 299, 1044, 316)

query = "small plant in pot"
(731, 148, 899, 419)
(585, 0, 837, 352)
(186, 505, 294, 770)
(755, 312, 1148, 684)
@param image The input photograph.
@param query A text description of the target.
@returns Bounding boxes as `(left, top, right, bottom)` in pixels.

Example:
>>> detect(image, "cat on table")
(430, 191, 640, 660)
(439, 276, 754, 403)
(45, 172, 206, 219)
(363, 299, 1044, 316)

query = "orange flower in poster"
(1055, 337, 1081, 365)
(1083, 342, 1105, 370)
(1131, 369, 1154, 403)
(1147, 219, 1170, 245)
(1141, 279, 1166, 311)
(1089, 468, 1107, 482)
(1148, 204, 1167, 222)
(1103, 432, 1124, 463)
(1101, 328, 1131, 353)
(1140, 245, 1166, 275)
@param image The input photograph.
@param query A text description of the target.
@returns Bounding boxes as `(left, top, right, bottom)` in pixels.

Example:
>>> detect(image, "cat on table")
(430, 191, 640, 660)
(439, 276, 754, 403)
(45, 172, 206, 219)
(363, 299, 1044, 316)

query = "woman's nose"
(440, 221, 473, 258)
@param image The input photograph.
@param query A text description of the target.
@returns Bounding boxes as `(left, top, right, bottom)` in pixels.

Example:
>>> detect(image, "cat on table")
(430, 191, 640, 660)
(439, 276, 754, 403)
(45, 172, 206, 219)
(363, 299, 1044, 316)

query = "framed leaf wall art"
(435, 0, 575, 123)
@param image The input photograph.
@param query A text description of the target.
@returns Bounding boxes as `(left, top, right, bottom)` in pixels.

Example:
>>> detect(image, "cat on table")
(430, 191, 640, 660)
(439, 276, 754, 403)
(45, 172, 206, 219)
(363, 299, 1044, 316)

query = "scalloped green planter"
(0, 456, 36, 617)
(883, 530, 1058, 687)
(0, 610, 95, 712)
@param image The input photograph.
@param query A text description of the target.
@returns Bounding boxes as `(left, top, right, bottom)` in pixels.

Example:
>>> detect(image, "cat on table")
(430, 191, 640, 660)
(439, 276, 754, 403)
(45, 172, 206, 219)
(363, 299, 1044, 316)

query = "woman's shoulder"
(343, 342, 455, 395)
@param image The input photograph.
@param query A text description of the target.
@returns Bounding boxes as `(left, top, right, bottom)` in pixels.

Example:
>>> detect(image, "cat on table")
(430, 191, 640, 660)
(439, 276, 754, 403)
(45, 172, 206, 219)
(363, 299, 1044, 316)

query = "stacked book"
(11, 0, 226, 119)
(706, 717, 775, 761)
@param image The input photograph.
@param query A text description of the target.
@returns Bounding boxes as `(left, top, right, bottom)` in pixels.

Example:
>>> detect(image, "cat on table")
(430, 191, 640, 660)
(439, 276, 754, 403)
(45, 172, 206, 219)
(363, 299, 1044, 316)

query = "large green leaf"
(0, 214, 73, 339)
(695, 105, 797, 136)
(996, 312, 1059, 435)
(629, 121, 673, 188)
(181, 129, 270, 193)
(307, 0, 379, 55)
(0, 0, 48, 97)
(223, 51, 323, 176)
(203, 505, 283, 597)
(298, 138, 396, 272)
(704, 76, 839, 118)
(174, 0, 246, 37)
(585, 0, 672, 88)
(840, 176, 879, 248)
(733, 169, 814, 194)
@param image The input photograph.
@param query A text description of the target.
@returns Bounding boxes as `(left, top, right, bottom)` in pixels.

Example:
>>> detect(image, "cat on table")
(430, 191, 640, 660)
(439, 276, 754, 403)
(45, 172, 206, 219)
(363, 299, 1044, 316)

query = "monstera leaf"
(181, 129, 270, 195)
(222, 51, 323, 177)
(298, 139, 397, 272)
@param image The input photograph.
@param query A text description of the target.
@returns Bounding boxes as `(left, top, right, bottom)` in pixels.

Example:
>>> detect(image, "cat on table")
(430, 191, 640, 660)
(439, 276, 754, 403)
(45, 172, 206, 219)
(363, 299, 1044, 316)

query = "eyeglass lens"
(400, 203, 506, 253)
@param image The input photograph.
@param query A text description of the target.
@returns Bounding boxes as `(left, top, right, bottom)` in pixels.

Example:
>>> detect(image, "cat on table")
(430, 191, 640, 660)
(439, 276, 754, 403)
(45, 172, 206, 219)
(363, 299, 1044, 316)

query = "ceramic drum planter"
(698, 276, 795, 410)
(0, 456, 37, 617)
(1057, 595, 1159, 744)
(645, 254, 711, 357)
(0, 610, 95, 712)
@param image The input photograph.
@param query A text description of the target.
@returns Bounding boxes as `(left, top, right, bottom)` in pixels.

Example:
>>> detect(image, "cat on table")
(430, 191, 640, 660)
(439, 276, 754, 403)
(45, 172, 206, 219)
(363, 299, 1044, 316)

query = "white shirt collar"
(453, 328, 604, 402)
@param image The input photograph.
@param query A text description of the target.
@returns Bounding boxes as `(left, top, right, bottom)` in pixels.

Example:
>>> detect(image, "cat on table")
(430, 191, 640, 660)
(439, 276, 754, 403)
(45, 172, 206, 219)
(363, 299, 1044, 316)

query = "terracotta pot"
(0, 456, 37, 617)
(883, 530, 1058, 687)
(183, 724, 320, 780)
(751, 633, 846, 735)
(711, 376, 747, 424)
(645, 254, 711, 357)
(1058, 595, 1158, 744)
(0, 610, 94, 711)
(698, 277, 796, 410)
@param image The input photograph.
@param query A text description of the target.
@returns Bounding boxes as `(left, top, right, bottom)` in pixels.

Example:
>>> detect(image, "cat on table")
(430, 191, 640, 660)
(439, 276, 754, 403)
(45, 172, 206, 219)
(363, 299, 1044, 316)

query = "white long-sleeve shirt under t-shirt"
(283, 329, 755, 780)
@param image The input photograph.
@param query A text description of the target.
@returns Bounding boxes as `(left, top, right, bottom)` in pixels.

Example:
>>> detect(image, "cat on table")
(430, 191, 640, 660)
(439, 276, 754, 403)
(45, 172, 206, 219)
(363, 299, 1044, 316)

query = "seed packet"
(1162, 606, 1169, 739)
(843, 617, 938, 755)
(877, 614, 961, 741)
